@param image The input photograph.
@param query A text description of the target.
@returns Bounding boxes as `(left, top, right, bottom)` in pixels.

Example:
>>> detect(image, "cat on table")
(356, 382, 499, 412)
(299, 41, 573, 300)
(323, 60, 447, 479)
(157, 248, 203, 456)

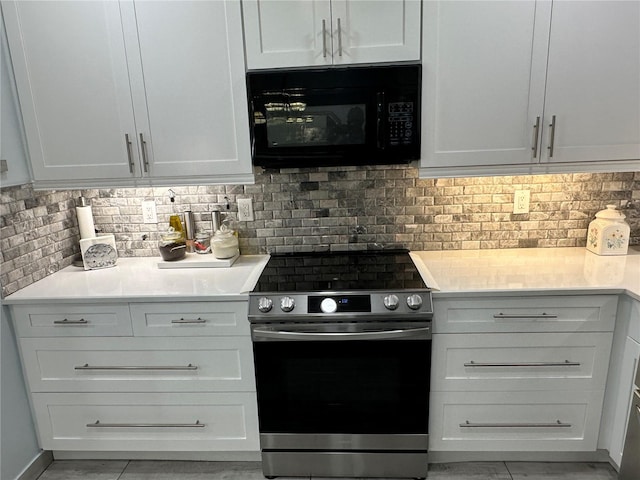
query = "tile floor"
(35, 460, 619, 480)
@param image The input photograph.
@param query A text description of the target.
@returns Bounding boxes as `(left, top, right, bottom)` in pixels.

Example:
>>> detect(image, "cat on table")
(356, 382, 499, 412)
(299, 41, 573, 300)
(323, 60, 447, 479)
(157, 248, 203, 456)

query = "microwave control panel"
(388, 102, 415, 146)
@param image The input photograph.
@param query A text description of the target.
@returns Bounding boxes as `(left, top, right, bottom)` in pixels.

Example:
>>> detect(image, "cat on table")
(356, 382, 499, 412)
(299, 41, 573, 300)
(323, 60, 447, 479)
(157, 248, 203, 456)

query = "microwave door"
(253, 88, 376, 162)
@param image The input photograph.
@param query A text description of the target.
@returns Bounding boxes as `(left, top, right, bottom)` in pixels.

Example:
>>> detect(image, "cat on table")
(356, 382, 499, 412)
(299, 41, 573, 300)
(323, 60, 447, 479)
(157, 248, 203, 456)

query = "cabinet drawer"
(11, 304, 133, 337)
(20, 337, 255, 393)
(433, 295, 617, 333)
(130, 302, 249, 336)
(31, 392, 259, 451)
(431, 332, 613, 392)
(429, 390, 605, 452)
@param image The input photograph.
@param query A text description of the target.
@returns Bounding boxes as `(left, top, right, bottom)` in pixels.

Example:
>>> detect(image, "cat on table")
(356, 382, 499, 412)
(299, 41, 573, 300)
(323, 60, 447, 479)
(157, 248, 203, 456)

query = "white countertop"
(411, 246, 640, 300)
(4, 248, 639, 304)
(2, 255, 270, 304)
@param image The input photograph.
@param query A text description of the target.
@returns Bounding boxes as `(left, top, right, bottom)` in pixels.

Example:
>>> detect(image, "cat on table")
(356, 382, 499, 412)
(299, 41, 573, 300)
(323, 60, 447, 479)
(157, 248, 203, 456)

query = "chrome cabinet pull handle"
(171, 317, 206, 324)
(464, 360, 580, 367)
(493, 313, 558, 319)
(139, 133, 149, 173)
(87, 420, 204, 428)
(125, 134, 135, 174)
(322, 19, 327, 58)
(532, 116, 541, 158)
(75, 363, 198, 371)
(460, 420, 571, 428)
(53, 318, 88, 325)
(547, 114, 556, 158)
(337, 18, 342, 56)
(252, 326, 430, 342)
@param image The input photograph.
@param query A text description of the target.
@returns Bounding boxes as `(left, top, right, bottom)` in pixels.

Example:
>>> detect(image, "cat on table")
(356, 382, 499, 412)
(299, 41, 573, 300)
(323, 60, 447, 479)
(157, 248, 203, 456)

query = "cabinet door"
(330, 0, 420, 65)
(124, 0, 252, 182)
(541, 1, 640, 164)
(609, 336, 640, 467)
(2, 1, 139, 183)
(243, 0, 332, 69)
(421, 1, 550, 171)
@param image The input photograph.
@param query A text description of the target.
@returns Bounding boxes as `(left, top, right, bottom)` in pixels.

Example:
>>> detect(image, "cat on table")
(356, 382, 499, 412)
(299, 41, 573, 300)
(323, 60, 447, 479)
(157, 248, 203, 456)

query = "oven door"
(251, 322, 430, 441)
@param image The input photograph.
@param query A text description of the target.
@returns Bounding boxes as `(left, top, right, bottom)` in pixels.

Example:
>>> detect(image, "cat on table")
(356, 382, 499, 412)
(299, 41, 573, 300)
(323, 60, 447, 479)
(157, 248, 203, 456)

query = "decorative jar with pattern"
(586, 205, 630, 256)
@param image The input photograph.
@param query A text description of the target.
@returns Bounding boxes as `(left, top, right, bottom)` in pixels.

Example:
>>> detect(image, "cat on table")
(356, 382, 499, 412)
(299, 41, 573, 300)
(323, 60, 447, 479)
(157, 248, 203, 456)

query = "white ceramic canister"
(211, 226, 239, 259)
(586, 205, 630, 255)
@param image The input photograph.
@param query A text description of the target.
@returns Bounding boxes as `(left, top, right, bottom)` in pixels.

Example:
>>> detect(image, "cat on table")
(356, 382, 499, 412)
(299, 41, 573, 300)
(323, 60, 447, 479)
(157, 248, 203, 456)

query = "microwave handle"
(377, 92, 385, 149)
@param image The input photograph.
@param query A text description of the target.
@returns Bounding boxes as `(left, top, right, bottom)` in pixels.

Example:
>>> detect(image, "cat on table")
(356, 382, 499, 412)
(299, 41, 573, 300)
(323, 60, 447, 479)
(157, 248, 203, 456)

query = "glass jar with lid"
(194, 232, 211, 254)
(211, 226, 239, 259)
(158, 229, 187, 261)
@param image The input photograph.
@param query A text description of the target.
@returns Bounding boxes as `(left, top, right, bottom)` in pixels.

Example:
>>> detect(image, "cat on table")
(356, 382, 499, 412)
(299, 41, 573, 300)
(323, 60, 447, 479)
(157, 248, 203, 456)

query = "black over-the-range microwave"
(246, 63, 421, 169)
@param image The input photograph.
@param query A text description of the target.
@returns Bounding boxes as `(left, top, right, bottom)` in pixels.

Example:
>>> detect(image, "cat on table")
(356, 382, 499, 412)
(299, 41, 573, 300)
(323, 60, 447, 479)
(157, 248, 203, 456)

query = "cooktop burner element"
(252, 248, 427, 293)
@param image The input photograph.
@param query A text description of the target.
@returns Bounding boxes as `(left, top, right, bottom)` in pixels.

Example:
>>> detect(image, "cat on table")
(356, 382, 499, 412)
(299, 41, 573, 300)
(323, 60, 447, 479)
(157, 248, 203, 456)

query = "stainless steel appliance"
(248, 250, 432, 479)
(247, 64, 421, 168)
(619, 362, 640, 479)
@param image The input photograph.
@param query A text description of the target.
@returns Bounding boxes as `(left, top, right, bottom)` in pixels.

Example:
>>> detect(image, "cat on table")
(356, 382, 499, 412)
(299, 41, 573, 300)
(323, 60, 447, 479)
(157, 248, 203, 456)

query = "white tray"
(157, 253, 239, 269)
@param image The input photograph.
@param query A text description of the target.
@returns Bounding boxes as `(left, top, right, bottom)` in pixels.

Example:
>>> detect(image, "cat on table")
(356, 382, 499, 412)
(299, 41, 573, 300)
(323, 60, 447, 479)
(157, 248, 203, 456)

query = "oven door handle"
(251, 326, 431, 341)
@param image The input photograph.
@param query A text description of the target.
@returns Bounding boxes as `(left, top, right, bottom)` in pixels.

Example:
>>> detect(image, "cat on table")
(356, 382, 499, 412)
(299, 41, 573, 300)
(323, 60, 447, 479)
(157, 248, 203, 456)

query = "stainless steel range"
(248, 249, 432, 479)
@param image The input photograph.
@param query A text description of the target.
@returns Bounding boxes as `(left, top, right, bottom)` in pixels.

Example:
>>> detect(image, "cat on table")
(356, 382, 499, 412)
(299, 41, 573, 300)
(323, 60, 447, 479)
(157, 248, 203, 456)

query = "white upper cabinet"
(420, 0, 640, 177)
(3, 1, 138, 183)
(542, 1, 640, 164)
(124, 1, 251, 181)
(421, 1, 550, 170)
(242, 0, 421, 69)
(3, 0, 253, 187)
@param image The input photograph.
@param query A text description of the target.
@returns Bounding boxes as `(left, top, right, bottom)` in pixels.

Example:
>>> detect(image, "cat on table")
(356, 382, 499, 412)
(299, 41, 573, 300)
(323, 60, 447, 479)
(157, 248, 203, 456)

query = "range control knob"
(320, 298, 338, 313)
(280, 296, 295, 313)
(257, 297, 273, 313)
(383, 294, 400, 310)
(406, 294, 423, 310)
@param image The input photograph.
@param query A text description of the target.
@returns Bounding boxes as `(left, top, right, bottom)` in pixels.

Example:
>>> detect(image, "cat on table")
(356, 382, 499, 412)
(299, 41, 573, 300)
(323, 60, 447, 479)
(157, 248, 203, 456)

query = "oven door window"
(253, 339, 430, 434)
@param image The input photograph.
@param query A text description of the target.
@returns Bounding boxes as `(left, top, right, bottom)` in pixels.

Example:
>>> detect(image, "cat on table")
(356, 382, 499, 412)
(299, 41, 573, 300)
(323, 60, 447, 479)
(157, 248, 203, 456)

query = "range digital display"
(308, 295, 371, 313)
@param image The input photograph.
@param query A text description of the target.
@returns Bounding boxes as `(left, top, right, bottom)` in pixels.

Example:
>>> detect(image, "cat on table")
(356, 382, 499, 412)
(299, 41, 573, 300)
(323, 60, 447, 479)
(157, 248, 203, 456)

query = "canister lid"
(595, 204, 626, 220)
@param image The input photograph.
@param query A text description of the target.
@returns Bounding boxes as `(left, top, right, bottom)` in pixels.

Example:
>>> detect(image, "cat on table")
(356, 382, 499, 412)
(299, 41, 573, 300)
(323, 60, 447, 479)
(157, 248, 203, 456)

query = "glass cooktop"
(253, 249, 428, 293)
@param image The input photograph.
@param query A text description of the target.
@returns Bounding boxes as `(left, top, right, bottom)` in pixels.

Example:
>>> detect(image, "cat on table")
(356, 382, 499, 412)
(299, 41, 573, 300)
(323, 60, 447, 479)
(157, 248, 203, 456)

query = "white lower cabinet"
(430, 294, 616, 454)
(430, 390, 605, 452)
(432, 332, 613, 392)
(31, 392, 259, 451)
(20, 337, 255, 393)
(10, 300, 257, 454)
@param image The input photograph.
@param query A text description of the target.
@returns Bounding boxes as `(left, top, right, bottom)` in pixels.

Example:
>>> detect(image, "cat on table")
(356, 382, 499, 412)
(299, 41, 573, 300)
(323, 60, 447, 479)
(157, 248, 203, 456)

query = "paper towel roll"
(76, 198, 96, 240)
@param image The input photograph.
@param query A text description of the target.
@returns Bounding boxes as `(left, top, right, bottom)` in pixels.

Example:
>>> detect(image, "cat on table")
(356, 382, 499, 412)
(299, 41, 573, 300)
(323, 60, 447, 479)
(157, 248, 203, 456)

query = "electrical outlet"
(237, 198, 254, 221)
(142, 200, 157, 223)
(513, 190, 530, 214)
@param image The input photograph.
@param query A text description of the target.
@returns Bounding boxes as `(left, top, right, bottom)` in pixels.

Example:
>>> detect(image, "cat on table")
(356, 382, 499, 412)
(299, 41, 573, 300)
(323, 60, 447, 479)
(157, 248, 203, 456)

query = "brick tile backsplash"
(1, 167, 639, 297)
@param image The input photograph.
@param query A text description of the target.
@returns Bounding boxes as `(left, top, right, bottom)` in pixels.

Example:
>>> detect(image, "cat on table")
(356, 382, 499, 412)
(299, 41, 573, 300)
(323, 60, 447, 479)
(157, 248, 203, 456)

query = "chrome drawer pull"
(87, 420, 204, 428)
(460, 420, 571, 428)
(75, 363, 198, 371)
(464, 360, 580, 368)
(53, 318, 88, 325)
(493, 313, 558, 319)
(171, 317, 206, 324)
